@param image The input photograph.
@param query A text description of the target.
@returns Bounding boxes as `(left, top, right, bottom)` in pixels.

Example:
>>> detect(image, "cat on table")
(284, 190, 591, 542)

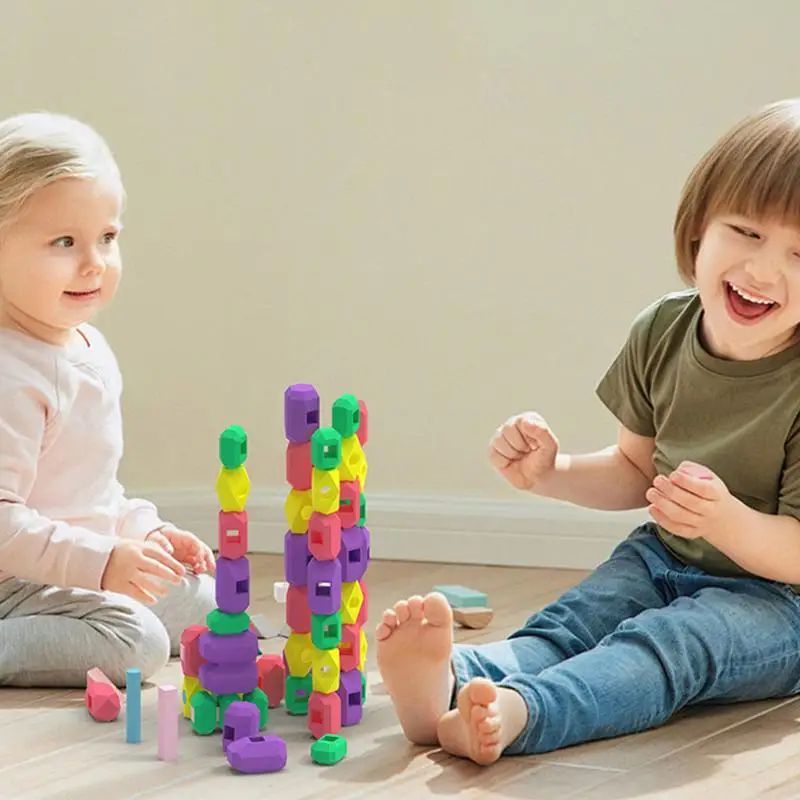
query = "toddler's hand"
(488, 412, 559, 491)
(102, 539, 186, 605)
(148, 524, 215, 575)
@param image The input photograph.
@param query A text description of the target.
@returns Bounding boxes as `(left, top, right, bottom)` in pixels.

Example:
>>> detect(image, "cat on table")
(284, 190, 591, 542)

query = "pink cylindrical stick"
(157, 684, 179, 761)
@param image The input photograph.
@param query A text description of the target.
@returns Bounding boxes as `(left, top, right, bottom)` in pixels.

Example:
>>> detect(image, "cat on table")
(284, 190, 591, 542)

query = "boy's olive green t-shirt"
(596, 289, 800, 584)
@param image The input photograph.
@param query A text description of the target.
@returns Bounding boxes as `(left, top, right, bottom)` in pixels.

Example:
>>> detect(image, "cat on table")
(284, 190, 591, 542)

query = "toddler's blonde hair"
(0, 111, 121, 233)
(674, 99, 800, 283)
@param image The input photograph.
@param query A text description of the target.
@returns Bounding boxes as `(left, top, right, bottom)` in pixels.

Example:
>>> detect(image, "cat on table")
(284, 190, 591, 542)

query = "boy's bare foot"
(375, 592, 454, 745)
(436, 678, 528, 766)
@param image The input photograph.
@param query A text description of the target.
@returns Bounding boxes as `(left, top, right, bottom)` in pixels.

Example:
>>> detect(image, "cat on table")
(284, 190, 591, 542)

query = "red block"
(339, 624, 361, 672)
(338, 481, 360, 529)
(218, 510, 248, 558)
(257, 654, 286, 708)
(180, 624, 207, 677)
(308, 690, 342, 739)
(357, 399, 368, 446)
(308, 511, 341, 560)
(286, 584, 311, 633)
(286, 441, 312, 491)
(356, 579, 368, 628)
(85, 667, 122, 722)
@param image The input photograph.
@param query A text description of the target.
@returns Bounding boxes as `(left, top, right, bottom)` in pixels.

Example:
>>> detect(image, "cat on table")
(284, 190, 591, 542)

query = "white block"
(273, 580, 289, 603)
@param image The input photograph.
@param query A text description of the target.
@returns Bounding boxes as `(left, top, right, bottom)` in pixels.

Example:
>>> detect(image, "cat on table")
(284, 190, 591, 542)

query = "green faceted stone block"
(285, 673, 313, 716)
(206, 609, 251, 635)
(311, 611, 342, 650)
(359, 492, 366, 526)
(311, 733, 347, 765)
(362, 670, 367, 702)
(332, 394, 360, 439)
(190, 690, 218, 735)
(311, 427, 342, 470)
(243, 687, 269, 729)
(217, 693, 241, 730)
(219, 424, 247, 469)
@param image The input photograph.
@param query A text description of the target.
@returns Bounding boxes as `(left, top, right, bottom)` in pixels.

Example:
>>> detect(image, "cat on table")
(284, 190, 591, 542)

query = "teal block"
(125, 667, 141, 743)
(432, 585, 488, 608)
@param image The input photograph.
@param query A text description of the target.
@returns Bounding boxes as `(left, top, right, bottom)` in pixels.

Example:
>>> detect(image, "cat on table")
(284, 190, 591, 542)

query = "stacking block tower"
(180, 425, 269, 737)
(283, 384, 369, 739)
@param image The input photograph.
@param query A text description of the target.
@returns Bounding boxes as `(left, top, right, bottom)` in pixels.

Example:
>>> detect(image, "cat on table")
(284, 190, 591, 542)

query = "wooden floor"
(2, 555, 800, 799)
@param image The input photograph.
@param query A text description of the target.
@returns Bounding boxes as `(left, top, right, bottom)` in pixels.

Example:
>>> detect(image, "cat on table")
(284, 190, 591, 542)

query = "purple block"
(284, 530, 310, 586)
(307, 556, 342, 616)
(338, 668, 363, 726)
(339, 526, 369, 582)
(284, 384, 320, 443)
(199, 630, 259, 664)
(222, 701, 261, 753)
(226, 734, 287, 774)
(215, 556, 250, 614)
(199, 661, 259, 695)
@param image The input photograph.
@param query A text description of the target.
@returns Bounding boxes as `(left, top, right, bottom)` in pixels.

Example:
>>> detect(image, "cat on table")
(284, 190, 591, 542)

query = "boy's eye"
(51, 236, 74, 248)
(730, 224, 760, 239)
(102, 231, 118, 244)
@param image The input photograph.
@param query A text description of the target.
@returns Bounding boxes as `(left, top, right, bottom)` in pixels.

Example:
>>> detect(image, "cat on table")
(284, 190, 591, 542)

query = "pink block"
(308, 690, 342, 739)
(286, 441, 312, 490)
(357, 399, 368, 446)
(338, 481, 360, 529)
(339, 624, 361, 672)
(308, 512, 341, 560)
(180, 624, 207, 677)
(356, 579, 368, 628)
(286, 584, 311, 633)
(257, 653, 286, 708)
(157, 684, 179, 761)
(85, 667, 121, 722)
(218, 510, 248, 559)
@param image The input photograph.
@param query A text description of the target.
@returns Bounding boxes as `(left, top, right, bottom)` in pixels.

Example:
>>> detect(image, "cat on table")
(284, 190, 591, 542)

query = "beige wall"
(1, 1, 798, 502)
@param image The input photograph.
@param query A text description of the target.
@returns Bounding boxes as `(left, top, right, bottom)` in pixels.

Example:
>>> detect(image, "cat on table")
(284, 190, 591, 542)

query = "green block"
(311, 427, 342, 470)
(190, 690, 218, 735)
(361, 671, 367, 702)
(311, 611, 342, 650)
(432, 585, 488, 608)
(332, 394, 360, 439)
(243, 687, 269, 729)
(285, 673, 313, 715)
(206, 609, 251, 635)
(359, 492, 366, 526)
(219, 424, 247, 469)
(311, 733, 348, 765)
(217, 693, 241, 729)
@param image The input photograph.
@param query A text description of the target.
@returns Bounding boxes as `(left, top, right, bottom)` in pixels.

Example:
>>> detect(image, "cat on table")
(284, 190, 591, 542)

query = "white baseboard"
(143, 488, 648, 571)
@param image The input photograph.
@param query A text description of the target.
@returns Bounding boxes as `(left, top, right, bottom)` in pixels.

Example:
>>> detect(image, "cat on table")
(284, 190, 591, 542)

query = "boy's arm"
(533, 424, 655, 511)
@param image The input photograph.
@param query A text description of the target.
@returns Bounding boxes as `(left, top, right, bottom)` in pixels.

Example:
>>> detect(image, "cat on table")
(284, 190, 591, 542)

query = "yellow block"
(312, 646, 341, 694)
(311, 467, 340, 515)
(359, 628, 368, 671)
(284, 632, 313, 677)
(340, 435, 367, 488)
(340, 580, 363, 625)
(285, 489, 312, 533)
(181, 675, 201, 719)
(216, 465, 250, 512)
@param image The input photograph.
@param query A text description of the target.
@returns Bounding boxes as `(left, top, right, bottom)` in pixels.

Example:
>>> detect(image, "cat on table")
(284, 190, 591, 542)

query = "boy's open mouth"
(724, 281, 779, 323)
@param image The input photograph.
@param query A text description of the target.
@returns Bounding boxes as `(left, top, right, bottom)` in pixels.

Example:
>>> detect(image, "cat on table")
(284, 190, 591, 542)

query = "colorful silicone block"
(198, 630, 259, 664)
(199, 662, 259, 696)
(215, 556, 250, 614)
(310, 733, 348, 765)
(284, 530, 310, 585)
(285, 384, 320, 443)
(85, 667, 121, 722)
(357, 399, 368, 445)
(308, 511, 342, 560)
(218, 510, 248, 559)
(179, 625, 207, 678)
(338, 480, 360, 528)
(286, 584, 311, 633)
(222, 701, 260, 754)
(216, 465, 251, 512)
(219, 424, 248, 469)
(307, 557, 343, 616)
(286, 441, 312, 490)
(339, 526, 369, 582)
(308, 690, 342, 739)
(311, 427, 343, 470)
(285, 673, 313, 715)
(256, 654, 286, 708)
(311, 610, 342, 650)
(338, 668, 363, 726)
(331, 393, 360, 439)
(226, 734, 287, 773)
(206, 609, 251, 635)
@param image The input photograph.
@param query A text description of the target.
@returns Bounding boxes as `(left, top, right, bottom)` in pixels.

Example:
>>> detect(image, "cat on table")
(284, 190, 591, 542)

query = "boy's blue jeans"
(451, 524, 800, 755)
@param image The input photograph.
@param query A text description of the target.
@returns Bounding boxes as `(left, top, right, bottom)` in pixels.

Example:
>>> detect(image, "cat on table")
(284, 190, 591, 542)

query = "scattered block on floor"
(157, 684, 179, 761)
(226, 734, 287, 773)
(453, 606, 494, 629)
(125, 667, 142, 743)
(311, 733, 347, 765)
(85, 667, 122, 722)
(432, 585, 488, 608)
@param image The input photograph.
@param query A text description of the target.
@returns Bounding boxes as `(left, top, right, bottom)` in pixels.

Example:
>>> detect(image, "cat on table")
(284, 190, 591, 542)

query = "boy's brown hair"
(674, 99, 800, 283)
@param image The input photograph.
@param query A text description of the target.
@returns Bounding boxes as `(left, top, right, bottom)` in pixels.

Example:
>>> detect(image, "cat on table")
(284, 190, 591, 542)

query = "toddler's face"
(0, 175, 123, 345)
(693, 214, 800, 361)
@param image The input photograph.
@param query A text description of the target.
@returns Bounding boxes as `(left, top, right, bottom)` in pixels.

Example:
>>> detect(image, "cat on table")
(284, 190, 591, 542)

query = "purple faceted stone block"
(199, 661, 259, 696)
(199, 630, 259, 665)
(222, 701, 260, 753)
(284, 384, 320, 443)
(215, 556, 250, 614)
(284, 530, 310, 586)
(307, 556, 342, 616)
(339, 526, 369, 582)
(338, 668, 363, 726)
(226, 733, 287, 774)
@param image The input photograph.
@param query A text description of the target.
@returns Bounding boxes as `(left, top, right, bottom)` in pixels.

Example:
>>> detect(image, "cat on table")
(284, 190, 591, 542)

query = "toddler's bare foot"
(436, 678, 528, 766)
(375, 592, 454, 745)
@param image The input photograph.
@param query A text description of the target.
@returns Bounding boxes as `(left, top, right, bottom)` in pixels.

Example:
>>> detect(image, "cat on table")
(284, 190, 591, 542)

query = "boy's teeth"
(730, 283, 775, 305)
